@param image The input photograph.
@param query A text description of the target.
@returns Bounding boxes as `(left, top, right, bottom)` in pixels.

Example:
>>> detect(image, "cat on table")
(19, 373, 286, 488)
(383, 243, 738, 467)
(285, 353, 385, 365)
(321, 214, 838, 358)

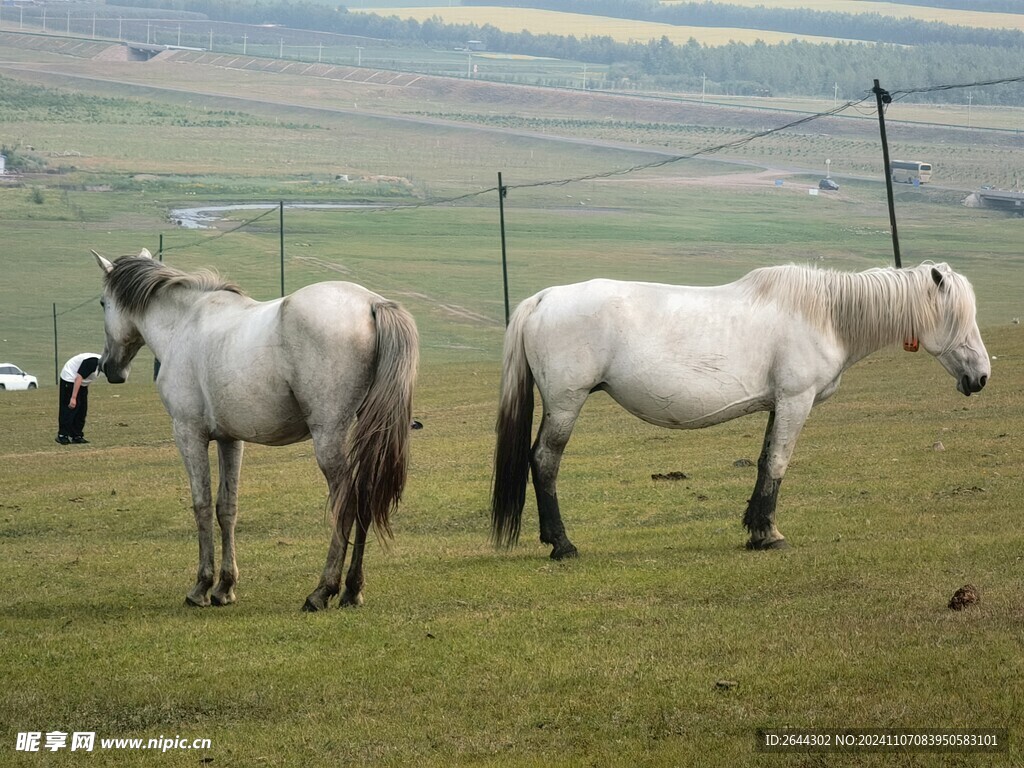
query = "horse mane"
(105, 256, 245, 315)
(741, 262, 977, 357)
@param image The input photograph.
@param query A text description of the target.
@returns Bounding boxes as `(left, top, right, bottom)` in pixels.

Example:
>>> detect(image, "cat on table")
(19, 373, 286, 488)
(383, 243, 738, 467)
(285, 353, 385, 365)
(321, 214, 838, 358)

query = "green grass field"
(1, 36, 1023, 766)
(2, 334, 1022, 766)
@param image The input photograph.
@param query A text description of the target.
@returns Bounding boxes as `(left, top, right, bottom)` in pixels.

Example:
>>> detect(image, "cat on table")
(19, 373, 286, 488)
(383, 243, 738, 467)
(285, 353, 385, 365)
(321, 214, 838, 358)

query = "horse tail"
(491, 294, 539, 549)
(339, 300, 419, 539)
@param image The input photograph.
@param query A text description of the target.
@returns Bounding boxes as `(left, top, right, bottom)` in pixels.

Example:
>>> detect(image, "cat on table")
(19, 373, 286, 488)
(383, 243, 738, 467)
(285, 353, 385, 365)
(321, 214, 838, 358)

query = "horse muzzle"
(101, 358, 129, 385)
(958, 373, 988, 396)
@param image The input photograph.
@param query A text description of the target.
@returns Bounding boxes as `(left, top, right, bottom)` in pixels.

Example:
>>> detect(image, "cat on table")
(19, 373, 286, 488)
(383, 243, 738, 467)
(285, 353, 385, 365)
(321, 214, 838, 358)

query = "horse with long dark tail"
(309, 299, 419, 610)
(492, 294, 544, 553)
(491, 262, 989, 560)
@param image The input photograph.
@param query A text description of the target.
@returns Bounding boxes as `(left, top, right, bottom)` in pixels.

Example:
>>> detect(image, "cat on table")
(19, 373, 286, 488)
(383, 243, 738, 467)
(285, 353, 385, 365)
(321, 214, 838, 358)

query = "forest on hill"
(117, 0, 1024, 104)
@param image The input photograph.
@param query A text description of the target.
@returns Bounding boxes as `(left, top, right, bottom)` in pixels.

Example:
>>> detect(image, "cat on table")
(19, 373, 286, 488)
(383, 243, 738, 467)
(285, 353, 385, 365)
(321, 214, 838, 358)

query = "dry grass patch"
(352, 6, 856, 45)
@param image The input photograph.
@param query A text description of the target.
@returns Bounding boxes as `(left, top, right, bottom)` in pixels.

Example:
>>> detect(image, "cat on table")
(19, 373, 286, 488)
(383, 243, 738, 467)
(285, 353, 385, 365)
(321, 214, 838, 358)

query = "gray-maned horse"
(492, 262, 990, 559)
(93, 249, 418, 610)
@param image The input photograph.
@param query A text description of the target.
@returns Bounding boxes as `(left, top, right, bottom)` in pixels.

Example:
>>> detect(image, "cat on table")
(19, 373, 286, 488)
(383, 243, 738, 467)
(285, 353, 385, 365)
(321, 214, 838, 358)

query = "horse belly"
(604, 378, 770, 430)
(232, 419, 310, 446)
(208, 391, 311, 445)
(213, 419, 310, 446)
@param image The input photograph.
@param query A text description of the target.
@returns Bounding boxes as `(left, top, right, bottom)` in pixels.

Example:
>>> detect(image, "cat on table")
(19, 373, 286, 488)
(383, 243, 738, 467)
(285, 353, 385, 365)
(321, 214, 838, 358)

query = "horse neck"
(829, 270, 926, 364)
(132, 289, 203, 360)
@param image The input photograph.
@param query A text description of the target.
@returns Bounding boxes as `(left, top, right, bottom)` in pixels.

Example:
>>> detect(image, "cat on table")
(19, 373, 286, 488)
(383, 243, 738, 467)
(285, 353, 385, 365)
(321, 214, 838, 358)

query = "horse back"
(171, 283, 380, 444)
(523, 279, 750, 373)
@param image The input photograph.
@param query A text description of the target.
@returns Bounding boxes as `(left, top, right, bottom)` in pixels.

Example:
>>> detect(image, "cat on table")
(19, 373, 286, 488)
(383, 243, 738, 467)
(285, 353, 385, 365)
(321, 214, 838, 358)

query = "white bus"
(890, 160, 932, 184)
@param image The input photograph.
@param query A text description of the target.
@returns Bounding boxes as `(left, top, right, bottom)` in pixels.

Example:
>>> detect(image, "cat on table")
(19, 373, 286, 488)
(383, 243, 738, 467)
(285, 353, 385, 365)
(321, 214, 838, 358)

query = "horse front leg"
(743, 395, 813, 550)
(211, 439, 243, 606)
(173, 426, 215, 606)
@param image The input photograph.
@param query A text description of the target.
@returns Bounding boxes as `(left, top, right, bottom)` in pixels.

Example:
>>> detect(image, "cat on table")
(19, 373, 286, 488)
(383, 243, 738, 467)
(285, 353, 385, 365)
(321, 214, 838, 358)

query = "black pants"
(58, 380, 89, 438)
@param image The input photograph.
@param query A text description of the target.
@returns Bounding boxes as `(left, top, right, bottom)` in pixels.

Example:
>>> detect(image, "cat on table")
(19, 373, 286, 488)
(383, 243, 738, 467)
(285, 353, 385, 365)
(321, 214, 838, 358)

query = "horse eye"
(100, 299, 106, 308)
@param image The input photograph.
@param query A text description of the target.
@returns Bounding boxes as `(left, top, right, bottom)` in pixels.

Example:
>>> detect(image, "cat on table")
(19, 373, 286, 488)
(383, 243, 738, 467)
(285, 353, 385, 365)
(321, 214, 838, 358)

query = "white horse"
(93, 249, 418, 610)
(492, 262, 990, 558)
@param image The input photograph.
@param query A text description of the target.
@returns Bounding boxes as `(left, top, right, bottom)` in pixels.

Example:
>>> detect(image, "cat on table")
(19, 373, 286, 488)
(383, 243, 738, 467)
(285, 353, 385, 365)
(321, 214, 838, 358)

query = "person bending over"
(56, 352, 102, 445)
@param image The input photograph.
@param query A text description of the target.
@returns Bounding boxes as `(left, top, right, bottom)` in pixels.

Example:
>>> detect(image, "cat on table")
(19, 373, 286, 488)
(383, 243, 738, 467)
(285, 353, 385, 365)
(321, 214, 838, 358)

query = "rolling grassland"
(1, 34, 1022, 766)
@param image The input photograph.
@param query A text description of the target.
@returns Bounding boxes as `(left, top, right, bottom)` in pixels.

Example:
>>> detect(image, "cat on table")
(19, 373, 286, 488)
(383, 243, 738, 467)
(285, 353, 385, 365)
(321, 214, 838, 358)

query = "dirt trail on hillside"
(616, 169, 796, 189)
(393, 291, 499, 326)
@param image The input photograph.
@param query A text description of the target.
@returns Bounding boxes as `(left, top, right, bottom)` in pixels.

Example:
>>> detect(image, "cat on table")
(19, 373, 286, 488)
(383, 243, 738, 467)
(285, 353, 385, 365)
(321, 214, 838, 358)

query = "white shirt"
(60, 353, 102, 385)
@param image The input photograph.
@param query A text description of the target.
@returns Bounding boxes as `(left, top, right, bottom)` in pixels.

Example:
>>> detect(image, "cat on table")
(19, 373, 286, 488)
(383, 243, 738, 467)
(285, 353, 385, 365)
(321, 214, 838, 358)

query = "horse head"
(92, 248, 149, 384)
(917, 264, 990, 397)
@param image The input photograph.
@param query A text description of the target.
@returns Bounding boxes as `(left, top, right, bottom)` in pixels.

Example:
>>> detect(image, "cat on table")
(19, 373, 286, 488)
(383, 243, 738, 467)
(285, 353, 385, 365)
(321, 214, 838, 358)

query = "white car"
(0, 363, 38, 390)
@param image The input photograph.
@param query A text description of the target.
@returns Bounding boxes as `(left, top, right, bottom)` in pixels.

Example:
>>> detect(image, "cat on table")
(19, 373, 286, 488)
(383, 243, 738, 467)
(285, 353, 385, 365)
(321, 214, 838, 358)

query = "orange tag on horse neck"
(903, 338, 919, 352)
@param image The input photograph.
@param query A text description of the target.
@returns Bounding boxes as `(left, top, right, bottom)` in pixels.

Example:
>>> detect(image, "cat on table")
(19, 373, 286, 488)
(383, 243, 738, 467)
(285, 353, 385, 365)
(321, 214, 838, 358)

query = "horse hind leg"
(532, 393, 587, 560)
(339, 507, 369, 607)
(303, 481, 351, 611)
(335, 427, 389, 606)
(303, 428, 353, 612)
(211, 439, 243, 606)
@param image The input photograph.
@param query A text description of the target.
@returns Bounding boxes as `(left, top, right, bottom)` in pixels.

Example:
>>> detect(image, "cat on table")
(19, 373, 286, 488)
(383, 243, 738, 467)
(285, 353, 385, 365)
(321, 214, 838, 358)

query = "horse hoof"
(184, 595, 209, 608)
(339, 592, 364, 608)
(210, 593, 236, 607)
(550, 543, 579, 560)
(746, 538, 789, 551)
(302, 597, 325, 612)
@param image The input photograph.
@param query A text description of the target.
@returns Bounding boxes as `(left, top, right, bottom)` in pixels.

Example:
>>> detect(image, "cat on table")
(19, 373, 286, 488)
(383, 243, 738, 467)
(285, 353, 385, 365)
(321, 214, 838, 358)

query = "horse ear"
(139, 248, 153, 259)
(92, 250, 114, 274)
(931, 266, 945, 291)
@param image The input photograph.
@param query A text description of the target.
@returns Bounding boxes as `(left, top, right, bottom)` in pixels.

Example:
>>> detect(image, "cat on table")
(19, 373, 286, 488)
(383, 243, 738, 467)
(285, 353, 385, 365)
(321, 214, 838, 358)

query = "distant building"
(0, 155, 5, 175)
(467, 40, 486, 51)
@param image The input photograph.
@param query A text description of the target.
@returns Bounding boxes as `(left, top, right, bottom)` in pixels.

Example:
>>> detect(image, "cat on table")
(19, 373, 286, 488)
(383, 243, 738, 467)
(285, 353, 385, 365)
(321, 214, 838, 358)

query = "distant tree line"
(464, 0, 1024, 48)
(114, 1, 1024, 105)
(629, 37, 1024, 105)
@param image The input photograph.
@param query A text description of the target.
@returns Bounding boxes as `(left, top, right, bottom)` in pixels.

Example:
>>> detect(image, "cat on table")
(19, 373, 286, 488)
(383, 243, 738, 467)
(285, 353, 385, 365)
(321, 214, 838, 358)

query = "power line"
(160, 206, 278, 254)
(890, 73, 1024, 99)
(39, 209, 278, 321)
(376, 94, 875, 211)
(41, 72, 1024, 321)
(512, 96, 876, 193)
(394, 72, 1024, 208)
(55, 293, 101, 317)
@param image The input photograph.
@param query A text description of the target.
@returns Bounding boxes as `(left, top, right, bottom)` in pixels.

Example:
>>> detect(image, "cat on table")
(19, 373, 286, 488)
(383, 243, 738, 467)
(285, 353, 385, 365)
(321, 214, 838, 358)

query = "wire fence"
(36, 73, 1023, 382)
